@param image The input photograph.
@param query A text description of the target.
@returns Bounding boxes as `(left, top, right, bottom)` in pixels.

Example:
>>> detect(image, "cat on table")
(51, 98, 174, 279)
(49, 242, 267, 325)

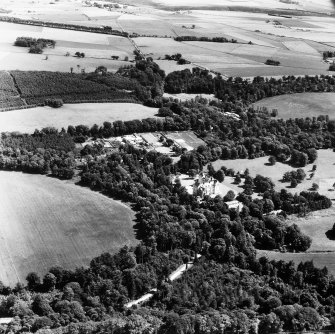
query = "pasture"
(257, 250, 335, 275)
(211, 149, 335, 197)
(0, 103, 158, 133)
(0, 171, 137, 286)
(253, 93, 335, 120)
(286, 206, 335, 253)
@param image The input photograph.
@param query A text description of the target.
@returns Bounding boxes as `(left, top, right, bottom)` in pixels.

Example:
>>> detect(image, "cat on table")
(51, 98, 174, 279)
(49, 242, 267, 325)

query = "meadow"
(211, 149, 335, 197)
(253, 93, 335, 120)
(0, 103, 158, 133)
(257, 250, 335, 275)
(0, 171, 137, 286)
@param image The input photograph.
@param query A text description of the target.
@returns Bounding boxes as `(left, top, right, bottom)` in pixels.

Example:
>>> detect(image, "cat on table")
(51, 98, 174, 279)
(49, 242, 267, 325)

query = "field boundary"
(0, 16, 128, 37)
(0, 99, 142, 112)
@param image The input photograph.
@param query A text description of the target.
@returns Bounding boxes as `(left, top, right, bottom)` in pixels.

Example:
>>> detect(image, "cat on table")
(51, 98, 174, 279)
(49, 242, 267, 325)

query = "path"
(125, 255, 201, 308)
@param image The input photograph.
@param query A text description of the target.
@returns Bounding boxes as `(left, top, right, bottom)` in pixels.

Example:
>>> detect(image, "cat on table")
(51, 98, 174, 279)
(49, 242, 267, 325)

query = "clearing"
(0, 171, 137, 286)
(0, 103, 158, 134)
(253, 93, 335, 120)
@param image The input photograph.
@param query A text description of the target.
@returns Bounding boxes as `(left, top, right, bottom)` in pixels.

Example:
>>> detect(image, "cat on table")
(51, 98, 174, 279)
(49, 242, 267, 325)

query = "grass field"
(257, 249, 335, 275)
(253, 93, 335, 120)
(0, 103, 158, 133)
(0, 171, 137, 286)
(211, 149, 335, 197)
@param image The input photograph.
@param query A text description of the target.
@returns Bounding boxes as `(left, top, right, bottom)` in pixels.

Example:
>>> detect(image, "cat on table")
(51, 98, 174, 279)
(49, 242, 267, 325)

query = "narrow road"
(125, 254, 202, 308)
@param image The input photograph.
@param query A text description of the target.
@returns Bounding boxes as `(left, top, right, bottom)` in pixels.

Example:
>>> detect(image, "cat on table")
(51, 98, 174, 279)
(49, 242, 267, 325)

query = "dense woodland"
(1, 62, 335, 333)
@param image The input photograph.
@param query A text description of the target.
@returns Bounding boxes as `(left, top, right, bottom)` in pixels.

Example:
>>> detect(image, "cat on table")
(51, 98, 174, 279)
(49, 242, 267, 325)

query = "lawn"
(0, 171, 137, 286)
(211, 149, 335, 197)
(253, 93, 335, 120)
(0, 103, 158, 133)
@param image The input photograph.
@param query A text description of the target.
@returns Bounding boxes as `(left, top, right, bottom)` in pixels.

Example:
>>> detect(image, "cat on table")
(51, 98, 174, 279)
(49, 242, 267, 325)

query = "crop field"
(118, 15, 176, 37)
(0, 22, 134, 72)
(211, 149, 335, 197)
(0, 103, 158, 133)
(135, 34, 327, 77)
(0, 171, 137, 286)
(253, 93, 335, 120)
(282, 41, 320, 55)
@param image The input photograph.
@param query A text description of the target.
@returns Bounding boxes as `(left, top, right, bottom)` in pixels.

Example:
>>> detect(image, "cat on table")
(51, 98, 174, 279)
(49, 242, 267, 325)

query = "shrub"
(45, 98, 63, 108)
(29, 44, 43, 54)
(265, 59, 280, 66)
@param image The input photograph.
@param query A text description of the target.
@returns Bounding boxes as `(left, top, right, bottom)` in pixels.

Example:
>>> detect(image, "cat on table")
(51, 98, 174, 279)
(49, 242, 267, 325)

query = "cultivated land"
(0, 171, 137, 286)
(253, 92, 335, 120)
(1, 0, 334, 77)
(0, 22, 134, 72)
(0, 103, 158, 133)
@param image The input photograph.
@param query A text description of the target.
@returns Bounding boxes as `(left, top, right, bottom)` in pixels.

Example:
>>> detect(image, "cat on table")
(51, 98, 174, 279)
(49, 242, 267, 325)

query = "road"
(124, 254, 201, 308)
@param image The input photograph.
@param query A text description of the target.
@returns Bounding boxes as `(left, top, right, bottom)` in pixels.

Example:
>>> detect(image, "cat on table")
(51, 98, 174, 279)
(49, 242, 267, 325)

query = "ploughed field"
(253, 93, 335, 120)
(0, 171, 137, 286)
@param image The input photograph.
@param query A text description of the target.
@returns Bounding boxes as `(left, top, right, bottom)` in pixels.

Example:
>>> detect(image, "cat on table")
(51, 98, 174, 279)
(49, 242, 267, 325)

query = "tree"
(291, 178, 298, 188)
(259, 313, 282, 334)
(29, 44, 43, 54)
(269, 156, 276, 165)
(234, 174, 241, 184)
(43, 273, 56, 291)
(312, 183, 319, 191)
(26, 272, 41, 290)
(224, 190, 235, 202)
(215, 169, 225, 182)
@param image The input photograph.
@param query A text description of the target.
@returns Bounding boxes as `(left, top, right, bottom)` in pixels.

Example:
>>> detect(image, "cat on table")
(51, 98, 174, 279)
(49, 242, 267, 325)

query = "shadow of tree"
(325, 229, 335, 241)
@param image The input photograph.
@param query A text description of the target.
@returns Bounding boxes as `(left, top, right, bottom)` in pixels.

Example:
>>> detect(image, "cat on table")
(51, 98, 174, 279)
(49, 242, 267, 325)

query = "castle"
(193, 172, 218, 198)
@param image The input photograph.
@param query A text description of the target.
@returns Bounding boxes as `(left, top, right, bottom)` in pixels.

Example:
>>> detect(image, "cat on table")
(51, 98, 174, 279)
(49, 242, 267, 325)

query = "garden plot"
(165, 131, 205, 150)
